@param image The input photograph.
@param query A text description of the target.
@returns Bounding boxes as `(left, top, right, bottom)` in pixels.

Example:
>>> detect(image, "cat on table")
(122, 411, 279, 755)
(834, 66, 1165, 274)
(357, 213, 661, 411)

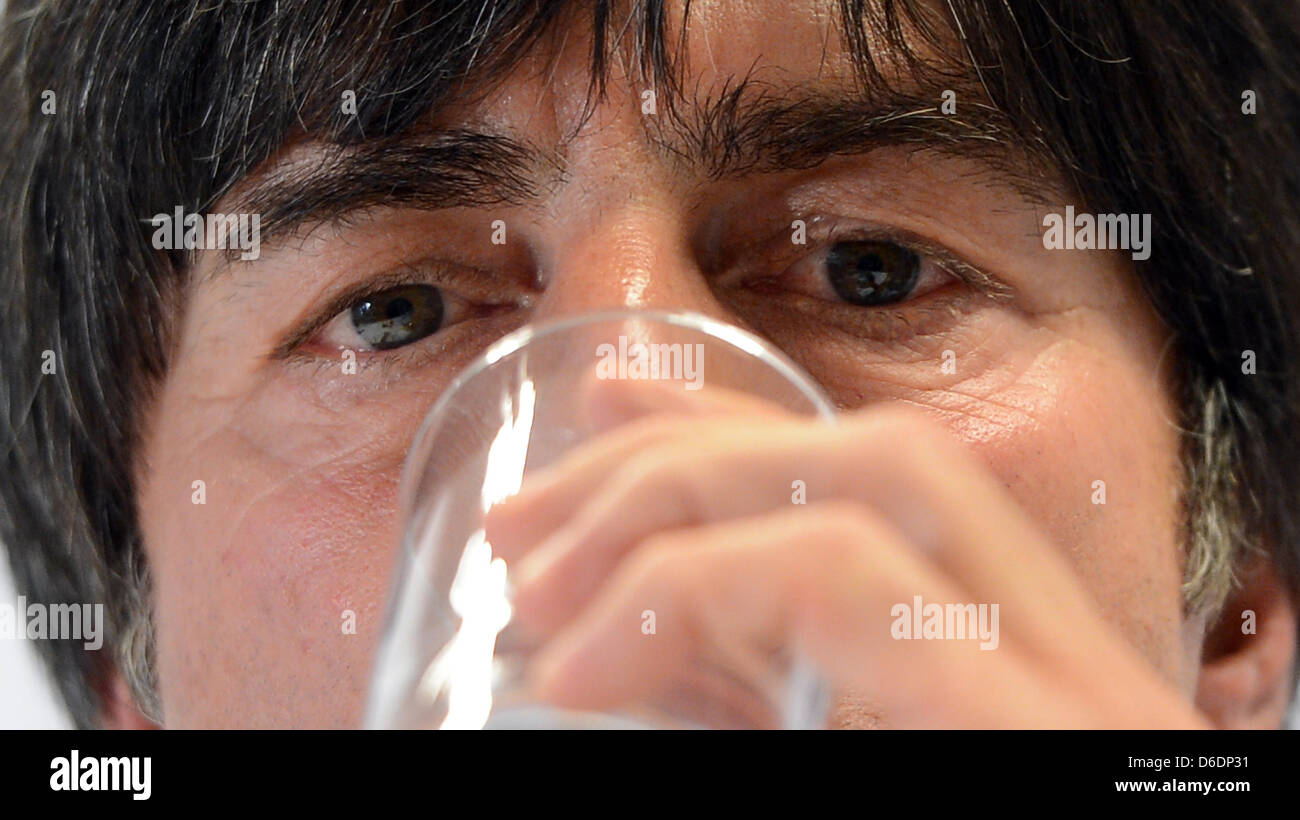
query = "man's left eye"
(779, 238, 950, 307)
(824, 240, 920, 305)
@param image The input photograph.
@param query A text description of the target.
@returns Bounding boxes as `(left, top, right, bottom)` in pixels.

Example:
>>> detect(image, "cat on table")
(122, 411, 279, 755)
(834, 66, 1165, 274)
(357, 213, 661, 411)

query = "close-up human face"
(114, 0, 1287, 729)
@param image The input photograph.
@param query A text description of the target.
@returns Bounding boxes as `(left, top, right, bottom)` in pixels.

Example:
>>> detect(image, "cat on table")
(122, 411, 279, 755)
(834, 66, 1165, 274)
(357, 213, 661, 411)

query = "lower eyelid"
(724, 274, 977, 343)
(295, 303, 527, 373)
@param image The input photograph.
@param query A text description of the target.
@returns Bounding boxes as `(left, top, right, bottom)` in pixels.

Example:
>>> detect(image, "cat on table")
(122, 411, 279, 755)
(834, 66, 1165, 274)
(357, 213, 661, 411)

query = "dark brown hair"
(2, 0, 1297, 726)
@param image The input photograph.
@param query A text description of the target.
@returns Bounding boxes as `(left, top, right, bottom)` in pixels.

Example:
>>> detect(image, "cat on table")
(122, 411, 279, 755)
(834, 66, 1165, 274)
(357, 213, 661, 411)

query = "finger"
(528, 502, 1051, 728)
(513, 405, 1102, 657)
(486, 379, 794, 561)
(508, 416, 821, 630)
(580, 374, 798, 433)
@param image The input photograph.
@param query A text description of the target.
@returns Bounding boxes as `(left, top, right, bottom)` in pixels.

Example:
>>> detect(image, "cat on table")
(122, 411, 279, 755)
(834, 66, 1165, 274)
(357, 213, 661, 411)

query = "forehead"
(218, 0, 1045, 254)
(439, 0, 953, 124)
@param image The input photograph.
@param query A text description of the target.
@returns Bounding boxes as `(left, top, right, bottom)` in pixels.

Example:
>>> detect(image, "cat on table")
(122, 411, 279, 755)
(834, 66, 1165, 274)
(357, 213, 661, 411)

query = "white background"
(0, 0, 67, 734)
(0, 556, 73, 728)
(0, 0, 1294, 733)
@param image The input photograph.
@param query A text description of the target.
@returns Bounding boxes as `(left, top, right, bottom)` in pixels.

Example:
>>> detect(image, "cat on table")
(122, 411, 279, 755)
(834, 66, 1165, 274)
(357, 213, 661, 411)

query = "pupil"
(385, 297, 413, 322)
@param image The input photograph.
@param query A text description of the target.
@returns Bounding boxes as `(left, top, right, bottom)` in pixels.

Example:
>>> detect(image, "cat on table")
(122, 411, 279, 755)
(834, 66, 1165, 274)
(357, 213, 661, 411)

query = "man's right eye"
(349, 284, 445, 350)
(317, 284, 448, 352)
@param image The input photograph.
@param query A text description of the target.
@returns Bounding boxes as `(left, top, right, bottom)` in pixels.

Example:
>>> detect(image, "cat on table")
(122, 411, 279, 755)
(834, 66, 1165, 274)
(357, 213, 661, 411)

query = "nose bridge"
(532, 196, 733, 326)
(523, 83, 734, 325)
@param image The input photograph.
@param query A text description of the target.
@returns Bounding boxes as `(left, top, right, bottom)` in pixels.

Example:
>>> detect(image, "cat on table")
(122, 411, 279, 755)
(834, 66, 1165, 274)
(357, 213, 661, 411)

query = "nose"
(528, 196, 735, 326)
(523, 192, 782, 412)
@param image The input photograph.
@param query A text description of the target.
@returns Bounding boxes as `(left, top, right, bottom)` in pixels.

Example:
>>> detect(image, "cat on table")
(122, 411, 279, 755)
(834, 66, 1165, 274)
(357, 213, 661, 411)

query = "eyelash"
(273, 262, 531, 360)
(279, 223, 1007, 363)
(714, 220, 1008, 339)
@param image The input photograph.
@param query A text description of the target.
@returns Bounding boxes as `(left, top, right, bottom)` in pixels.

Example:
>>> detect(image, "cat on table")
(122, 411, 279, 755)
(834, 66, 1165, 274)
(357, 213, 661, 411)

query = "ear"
(1195, 555, 1297, 728)
(99, 672, 161, 729)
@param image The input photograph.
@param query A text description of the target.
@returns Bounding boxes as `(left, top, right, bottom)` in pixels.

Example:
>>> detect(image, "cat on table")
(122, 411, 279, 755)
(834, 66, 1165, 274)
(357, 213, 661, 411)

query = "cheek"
(140, 384, 416, 727)
(931, 333, 1191, 684)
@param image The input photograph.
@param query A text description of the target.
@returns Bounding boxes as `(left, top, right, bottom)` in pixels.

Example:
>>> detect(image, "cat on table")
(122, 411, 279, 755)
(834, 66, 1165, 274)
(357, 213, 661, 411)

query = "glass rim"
(395, 308, 837, 528)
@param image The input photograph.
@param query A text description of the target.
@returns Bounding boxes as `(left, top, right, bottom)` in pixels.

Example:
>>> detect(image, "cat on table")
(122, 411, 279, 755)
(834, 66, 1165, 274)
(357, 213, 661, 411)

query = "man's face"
(134, 0, 1194, 727)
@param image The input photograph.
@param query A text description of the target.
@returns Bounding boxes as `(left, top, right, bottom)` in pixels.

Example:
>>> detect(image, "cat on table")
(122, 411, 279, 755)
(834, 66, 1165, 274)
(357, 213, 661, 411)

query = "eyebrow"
(225, 83, 1051, 253)
(654, 81, 1033, 182)
(227, 129, 555, 249)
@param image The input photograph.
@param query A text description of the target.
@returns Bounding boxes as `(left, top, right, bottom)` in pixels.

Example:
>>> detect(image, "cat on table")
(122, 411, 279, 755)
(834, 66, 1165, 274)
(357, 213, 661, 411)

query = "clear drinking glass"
(364, 309, 837, 729)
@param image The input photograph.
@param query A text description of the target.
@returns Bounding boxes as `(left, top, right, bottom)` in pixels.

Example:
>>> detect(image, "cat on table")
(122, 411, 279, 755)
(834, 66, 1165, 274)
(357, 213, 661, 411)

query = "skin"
(117, 0, 1296, 728)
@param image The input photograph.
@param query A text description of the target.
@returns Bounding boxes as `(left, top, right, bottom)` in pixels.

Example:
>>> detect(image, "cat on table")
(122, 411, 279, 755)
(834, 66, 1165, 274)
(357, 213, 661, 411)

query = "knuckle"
(617, 449, 684, 496)
(843, 404, 957, 471)
(778, 506, 872, 616)
(625, 536, 690, 590)
(807, 501, 879, 558)
(612, 447, 709, 520)
(622, 415, 687, 447)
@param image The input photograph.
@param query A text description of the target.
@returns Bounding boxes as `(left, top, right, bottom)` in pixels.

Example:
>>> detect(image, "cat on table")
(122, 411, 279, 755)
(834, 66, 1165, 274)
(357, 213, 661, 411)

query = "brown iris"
(825, 240, 920, 306)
